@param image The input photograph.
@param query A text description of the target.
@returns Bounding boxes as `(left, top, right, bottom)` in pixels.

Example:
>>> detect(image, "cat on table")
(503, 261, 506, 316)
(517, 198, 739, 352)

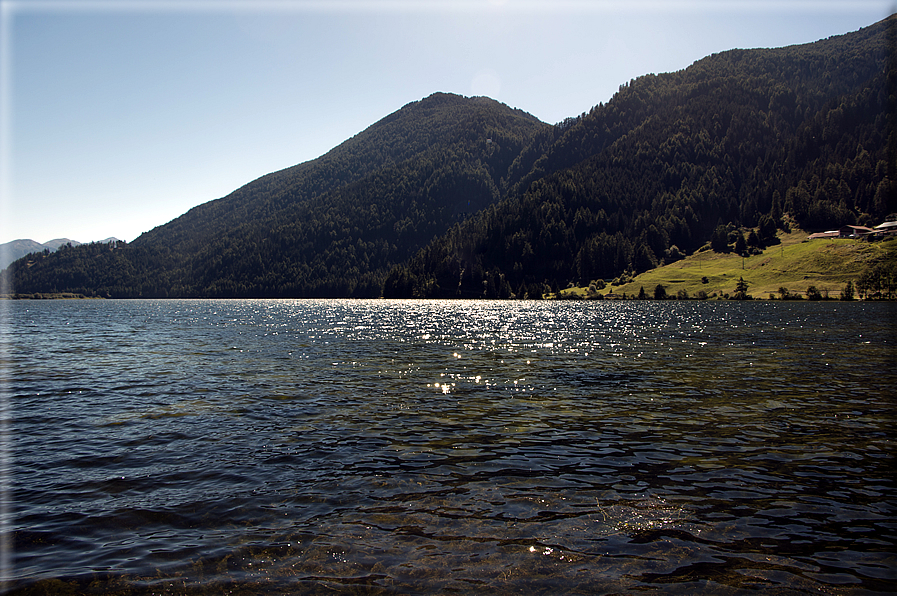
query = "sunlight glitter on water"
(7, 299, 897, 594)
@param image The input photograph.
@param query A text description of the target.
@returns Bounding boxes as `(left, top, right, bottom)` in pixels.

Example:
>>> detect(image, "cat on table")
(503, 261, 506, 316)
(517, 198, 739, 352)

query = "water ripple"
(6, 299, 896, 594)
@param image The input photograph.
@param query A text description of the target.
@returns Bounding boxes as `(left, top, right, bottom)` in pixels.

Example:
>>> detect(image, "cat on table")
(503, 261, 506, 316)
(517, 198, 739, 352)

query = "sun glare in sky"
(1, 0, 893, 245)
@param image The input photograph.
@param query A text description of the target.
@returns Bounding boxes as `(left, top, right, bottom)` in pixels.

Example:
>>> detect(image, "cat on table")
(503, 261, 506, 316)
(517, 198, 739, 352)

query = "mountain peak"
(8, 18, 893, 298)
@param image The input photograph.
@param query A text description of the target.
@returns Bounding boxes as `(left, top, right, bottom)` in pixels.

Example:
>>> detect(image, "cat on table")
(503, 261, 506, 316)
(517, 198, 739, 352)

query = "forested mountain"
(8, 16, 896, 298)
(10, 94, 546, 297)
(388, 16, 896, 298)
(0, 238, 82, 270)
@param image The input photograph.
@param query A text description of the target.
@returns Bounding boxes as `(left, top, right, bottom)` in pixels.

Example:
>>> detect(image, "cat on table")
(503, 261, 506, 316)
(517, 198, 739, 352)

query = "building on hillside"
(840, 225, 874, 238)
(807, 230, 840, 240)
(872, 220, 897, 238)
(807, 225, 874, 240)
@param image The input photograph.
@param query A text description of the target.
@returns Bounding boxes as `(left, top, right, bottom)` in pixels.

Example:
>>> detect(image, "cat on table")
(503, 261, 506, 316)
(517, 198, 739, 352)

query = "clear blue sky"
(1, 0, 893, 245)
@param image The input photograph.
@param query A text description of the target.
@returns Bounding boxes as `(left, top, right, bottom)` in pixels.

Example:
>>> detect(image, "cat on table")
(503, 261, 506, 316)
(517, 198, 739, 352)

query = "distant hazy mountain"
(1, 238, 81, 270)
(8, 15, 895, 298)
(1, 238, 122, 271)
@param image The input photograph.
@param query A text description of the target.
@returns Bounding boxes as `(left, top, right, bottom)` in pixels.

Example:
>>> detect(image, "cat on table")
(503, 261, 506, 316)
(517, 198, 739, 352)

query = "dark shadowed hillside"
(8, 16, 896, 298)
(10, 94, 546, 297)
(387, 16, 896, 298)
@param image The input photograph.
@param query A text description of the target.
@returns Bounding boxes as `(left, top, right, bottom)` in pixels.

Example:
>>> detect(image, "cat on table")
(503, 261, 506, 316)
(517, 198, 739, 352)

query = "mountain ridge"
(0, 238, 83, 270)
(385, 16, 896, 298)
(7, 15, 895, 298)
(131, 93, 544, 255)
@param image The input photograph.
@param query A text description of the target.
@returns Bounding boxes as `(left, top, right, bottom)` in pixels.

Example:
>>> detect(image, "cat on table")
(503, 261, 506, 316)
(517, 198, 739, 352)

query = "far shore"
(1, 293, 97, 300)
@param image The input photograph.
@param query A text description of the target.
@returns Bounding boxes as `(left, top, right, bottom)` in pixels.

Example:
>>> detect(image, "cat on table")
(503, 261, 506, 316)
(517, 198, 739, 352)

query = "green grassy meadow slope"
(562, 231, 897, 300)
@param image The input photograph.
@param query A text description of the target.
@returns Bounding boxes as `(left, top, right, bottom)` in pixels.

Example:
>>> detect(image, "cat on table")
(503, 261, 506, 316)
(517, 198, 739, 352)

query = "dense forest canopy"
(8, 16, 896, 298)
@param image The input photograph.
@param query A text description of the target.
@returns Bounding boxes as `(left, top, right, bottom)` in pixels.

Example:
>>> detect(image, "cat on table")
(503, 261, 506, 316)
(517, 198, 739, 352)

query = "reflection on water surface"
(5, 299, 896, 594)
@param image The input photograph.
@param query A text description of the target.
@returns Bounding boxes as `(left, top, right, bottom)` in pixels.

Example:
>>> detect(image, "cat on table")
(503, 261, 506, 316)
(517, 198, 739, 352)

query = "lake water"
(2, 299, 895, 594)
